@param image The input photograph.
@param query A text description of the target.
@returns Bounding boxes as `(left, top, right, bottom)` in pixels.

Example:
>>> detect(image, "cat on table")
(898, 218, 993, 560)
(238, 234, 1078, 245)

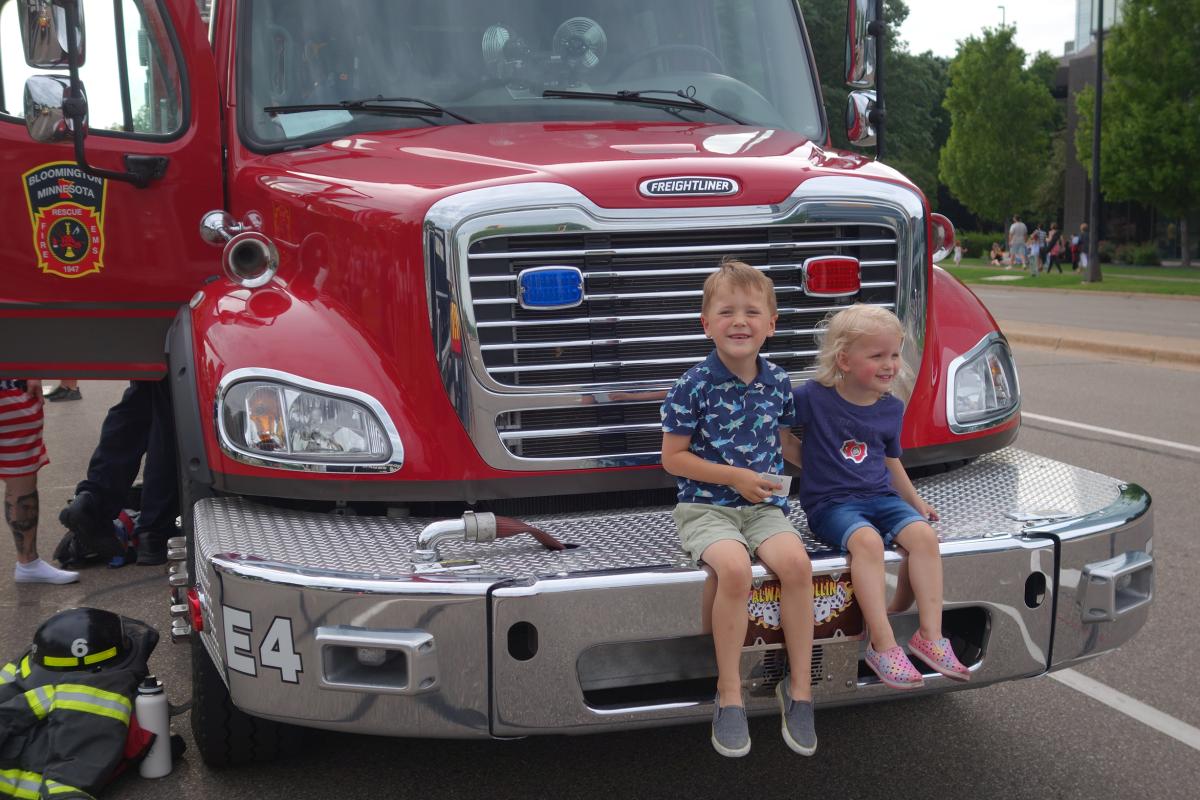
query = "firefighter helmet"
(32, 607, 126, 670)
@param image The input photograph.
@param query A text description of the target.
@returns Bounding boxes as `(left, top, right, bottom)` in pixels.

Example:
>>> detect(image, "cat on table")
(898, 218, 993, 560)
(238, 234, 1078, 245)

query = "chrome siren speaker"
(483, 24, 531, 80)
(552, 17, 606, 71)
(482, 24, 512, 74)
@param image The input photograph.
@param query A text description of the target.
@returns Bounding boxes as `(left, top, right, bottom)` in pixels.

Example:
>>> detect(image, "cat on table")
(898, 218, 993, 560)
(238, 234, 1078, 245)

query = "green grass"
(944, 259, 1200, 296)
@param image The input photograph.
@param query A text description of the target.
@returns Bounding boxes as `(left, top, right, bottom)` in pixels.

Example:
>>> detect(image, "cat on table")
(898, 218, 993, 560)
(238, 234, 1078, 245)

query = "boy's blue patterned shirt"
(661, 351, 796, 508)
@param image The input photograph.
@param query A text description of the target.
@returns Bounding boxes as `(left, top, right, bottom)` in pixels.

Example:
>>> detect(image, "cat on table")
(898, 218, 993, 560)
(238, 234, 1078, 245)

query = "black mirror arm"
(60, 1, 167, 189)
(868, 0, 886, 160)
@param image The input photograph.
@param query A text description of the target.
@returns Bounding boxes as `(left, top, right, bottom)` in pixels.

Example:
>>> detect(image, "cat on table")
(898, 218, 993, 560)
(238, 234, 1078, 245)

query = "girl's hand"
(915, 498, 939, 522)
(27, 380, 43, 400)
(731, 469, 777, 504)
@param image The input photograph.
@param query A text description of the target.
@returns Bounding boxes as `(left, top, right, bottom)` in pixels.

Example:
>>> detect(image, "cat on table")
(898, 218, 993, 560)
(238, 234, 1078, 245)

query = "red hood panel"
(253, 122, 903, 212)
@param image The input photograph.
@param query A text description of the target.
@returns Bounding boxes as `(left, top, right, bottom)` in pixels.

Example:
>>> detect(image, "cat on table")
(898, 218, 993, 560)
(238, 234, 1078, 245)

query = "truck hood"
(251, 122, 913, 213)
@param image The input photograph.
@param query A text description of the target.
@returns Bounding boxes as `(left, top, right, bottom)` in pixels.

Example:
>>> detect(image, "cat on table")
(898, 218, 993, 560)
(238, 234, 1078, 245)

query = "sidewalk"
(999, 319, 1200, 369)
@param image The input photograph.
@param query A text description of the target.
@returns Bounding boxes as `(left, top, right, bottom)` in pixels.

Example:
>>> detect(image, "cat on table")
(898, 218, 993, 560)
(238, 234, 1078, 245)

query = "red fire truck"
(1, 0, 1154, 766)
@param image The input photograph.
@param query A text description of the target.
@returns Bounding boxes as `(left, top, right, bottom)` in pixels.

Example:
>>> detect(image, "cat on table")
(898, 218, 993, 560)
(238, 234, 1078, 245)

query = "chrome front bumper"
(188, 448, 1152, 738)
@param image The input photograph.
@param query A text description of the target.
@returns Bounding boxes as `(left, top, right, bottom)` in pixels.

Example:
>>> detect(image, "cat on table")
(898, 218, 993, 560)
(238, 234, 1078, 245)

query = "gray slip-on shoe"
(711, 695, 751, 757)
(775, 680, 817, 756)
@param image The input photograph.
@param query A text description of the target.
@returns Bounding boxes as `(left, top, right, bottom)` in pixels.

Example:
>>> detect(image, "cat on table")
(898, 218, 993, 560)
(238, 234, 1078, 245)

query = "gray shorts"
(673, 502, 802, 566)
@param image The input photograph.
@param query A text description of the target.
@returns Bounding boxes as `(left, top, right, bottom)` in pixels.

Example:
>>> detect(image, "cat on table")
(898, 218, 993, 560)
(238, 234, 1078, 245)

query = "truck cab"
(0, 0, 1153, 766)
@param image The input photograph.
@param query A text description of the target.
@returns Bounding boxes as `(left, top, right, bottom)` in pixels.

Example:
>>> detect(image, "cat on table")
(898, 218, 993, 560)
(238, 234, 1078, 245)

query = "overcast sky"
(898, 0, 1081, 61)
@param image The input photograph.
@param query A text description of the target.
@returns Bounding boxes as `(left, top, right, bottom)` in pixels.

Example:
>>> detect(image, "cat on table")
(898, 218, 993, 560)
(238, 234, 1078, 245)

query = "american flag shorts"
(0, 387, 49, 478)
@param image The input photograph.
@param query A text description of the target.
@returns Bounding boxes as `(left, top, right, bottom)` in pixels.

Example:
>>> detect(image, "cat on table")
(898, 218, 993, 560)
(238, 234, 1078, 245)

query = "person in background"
(1077, 223, 1091, 273)
(58, 380, 177, 567)
(952, 243, 962, 267)
(44, 380, 81, 402)
(989, 242, 1006, 267)
(1044, 223, 1064, 274)
(1, 379, 79, 584)
(1007, 214, 1028, 270)
(1028, 223, 1044, 276)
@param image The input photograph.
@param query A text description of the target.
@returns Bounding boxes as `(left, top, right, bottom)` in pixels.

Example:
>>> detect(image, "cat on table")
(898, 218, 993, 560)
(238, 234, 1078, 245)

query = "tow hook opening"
(507, 622, 539, 661)
(1025, 572, 1048, 609)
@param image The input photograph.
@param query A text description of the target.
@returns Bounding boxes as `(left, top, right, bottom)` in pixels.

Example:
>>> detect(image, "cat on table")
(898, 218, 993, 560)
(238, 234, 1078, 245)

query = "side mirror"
(846, 90, 876, 147)
(18, 0, 86, 68)
(23, 75, 81, 143)
(845, 0, 875, 88)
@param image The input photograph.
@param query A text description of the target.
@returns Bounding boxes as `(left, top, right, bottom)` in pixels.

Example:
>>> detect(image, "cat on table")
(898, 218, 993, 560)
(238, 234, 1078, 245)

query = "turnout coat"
(0, 617, 157, 799)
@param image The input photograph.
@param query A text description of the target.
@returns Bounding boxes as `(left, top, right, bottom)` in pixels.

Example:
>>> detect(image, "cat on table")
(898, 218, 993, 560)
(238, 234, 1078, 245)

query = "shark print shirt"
(661, 350, 796, 508)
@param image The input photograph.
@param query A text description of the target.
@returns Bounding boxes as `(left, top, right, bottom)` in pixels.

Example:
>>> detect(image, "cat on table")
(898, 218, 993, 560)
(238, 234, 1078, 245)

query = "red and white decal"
(22, 161, 107, 279)
(840, 439, 868, 464)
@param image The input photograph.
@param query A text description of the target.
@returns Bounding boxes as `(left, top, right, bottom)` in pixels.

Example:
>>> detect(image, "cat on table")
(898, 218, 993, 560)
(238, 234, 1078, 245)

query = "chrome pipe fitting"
(413, 512, 498, 563)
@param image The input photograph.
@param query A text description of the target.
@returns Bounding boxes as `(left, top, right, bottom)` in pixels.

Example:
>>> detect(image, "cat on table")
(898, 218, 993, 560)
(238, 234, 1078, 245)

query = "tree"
(885, 49, 950, 203)
(798, 1, 950, 203)
(938, 27, 1056, 225)
(1027, 50, 1066, 227)
(1073, 0, 1199, 267)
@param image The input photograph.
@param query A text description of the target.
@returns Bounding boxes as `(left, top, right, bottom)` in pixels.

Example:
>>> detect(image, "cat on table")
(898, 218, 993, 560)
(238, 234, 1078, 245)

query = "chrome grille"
(470, 223, 897, 388)
(469, 224, 899, 460)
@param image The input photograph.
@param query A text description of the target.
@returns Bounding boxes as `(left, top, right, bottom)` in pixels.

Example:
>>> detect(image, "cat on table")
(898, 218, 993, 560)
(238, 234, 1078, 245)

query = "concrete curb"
(1000, 320, 1200, 369)
(973, 283, 1200, 302)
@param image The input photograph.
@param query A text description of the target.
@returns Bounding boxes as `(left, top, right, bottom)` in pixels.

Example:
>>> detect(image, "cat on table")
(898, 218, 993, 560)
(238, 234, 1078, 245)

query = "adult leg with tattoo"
(6, 474, 78, 584)
(6, 475, 39, 562)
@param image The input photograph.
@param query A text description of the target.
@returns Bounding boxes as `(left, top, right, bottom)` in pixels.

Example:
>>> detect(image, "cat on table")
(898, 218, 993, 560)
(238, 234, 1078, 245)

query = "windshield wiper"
(542, 88, 745, 125)
(264, 96, 477, 125)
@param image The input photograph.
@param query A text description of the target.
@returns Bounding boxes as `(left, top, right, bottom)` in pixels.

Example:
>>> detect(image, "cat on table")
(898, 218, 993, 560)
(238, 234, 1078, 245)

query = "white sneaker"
(14, 558, 79, 585)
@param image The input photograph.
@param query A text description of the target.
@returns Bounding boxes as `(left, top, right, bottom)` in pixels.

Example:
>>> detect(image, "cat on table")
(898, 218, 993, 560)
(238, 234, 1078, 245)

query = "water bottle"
(135, 675, 172, 778)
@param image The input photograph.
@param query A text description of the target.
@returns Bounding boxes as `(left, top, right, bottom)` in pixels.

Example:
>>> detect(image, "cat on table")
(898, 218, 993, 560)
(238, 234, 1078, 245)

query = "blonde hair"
(701, 259, 777, 315)
(813, 304, 904, 387)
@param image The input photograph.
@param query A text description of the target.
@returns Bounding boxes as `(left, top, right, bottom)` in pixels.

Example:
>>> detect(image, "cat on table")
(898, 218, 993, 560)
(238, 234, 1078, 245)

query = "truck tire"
(190, 636, 302, 766)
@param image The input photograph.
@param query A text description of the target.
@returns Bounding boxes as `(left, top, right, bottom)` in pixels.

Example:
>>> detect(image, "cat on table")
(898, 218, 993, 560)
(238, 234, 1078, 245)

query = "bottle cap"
(138, 675, 163, 694)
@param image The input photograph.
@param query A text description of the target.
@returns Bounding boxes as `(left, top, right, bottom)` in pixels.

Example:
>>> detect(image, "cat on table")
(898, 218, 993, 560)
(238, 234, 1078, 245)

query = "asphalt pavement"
(975, 286, 1200, 368)
(2, 286, 1198, 799)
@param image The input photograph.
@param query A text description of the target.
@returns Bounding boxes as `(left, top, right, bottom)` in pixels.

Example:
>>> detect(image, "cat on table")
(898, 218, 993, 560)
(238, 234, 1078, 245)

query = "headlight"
(218, 371, 402, 472)
(948, 335, 1020, 432)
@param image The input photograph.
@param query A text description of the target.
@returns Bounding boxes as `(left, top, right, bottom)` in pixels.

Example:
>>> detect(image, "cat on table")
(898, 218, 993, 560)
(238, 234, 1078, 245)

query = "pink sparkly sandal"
(864, 644, 925, 690)
(907, 632, 971, 681)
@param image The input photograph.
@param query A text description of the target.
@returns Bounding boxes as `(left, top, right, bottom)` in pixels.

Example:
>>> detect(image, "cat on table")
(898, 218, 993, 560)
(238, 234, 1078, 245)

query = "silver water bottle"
(135, 675, 172, 778)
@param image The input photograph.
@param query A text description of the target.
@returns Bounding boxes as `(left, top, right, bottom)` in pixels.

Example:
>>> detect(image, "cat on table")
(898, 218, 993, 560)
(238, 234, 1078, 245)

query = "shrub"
(1097, 240, 1116, 264)
(1130, 243, 1160, 266)
(1113, 243, 1136, 264)
(955, 231, 1000, 259)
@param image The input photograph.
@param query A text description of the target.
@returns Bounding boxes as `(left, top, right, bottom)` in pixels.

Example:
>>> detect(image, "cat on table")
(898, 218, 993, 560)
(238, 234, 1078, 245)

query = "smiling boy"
(660, 259, 816, 757)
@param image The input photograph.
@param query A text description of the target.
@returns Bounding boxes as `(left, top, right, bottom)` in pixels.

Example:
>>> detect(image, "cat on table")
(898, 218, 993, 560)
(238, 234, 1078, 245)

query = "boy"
(660, 260, 816, 758)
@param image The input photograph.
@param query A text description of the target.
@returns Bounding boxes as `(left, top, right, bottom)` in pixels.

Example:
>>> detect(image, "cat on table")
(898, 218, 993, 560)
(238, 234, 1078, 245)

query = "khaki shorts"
(673, 502, 802, 566)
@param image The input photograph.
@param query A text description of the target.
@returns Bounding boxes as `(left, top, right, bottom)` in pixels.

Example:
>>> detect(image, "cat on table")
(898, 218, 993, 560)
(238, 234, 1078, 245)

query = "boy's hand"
(731, 469, 778, 504)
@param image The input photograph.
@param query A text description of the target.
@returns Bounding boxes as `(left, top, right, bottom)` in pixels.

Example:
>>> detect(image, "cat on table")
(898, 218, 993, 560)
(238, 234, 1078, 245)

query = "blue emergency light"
(517, 267, 585, 310)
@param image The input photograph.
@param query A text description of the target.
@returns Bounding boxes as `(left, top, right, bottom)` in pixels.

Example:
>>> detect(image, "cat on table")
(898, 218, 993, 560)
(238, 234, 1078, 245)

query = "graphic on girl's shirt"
(840, 439, 868, 463)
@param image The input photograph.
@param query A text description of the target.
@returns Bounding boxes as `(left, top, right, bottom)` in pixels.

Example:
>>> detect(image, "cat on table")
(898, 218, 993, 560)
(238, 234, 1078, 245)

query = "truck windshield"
(240, 0, 823, 147)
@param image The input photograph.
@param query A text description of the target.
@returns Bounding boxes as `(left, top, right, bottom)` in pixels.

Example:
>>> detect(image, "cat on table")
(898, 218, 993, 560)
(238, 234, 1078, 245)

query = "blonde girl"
(784, 304, 969, 688)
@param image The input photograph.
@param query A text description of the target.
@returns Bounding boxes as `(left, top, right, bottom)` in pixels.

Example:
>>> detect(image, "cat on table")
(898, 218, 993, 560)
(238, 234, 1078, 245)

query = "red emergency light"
(187, 587, 205, 632)
(802, 256, 861, 297)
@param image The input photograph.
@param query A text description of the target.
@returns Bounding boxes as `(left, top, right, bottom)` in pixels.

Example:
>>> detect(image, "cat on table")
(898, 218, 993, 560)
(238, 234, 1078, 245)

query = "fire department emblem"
(841, 439, 868, 464)
(22, 161, 107, 279)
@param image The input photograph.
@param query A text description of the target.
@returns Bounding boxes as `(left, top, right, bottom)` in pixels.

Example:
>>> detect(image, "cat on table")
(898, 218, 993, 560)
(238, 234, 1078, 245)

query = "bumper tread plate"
(195, 448, 1124, 580)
